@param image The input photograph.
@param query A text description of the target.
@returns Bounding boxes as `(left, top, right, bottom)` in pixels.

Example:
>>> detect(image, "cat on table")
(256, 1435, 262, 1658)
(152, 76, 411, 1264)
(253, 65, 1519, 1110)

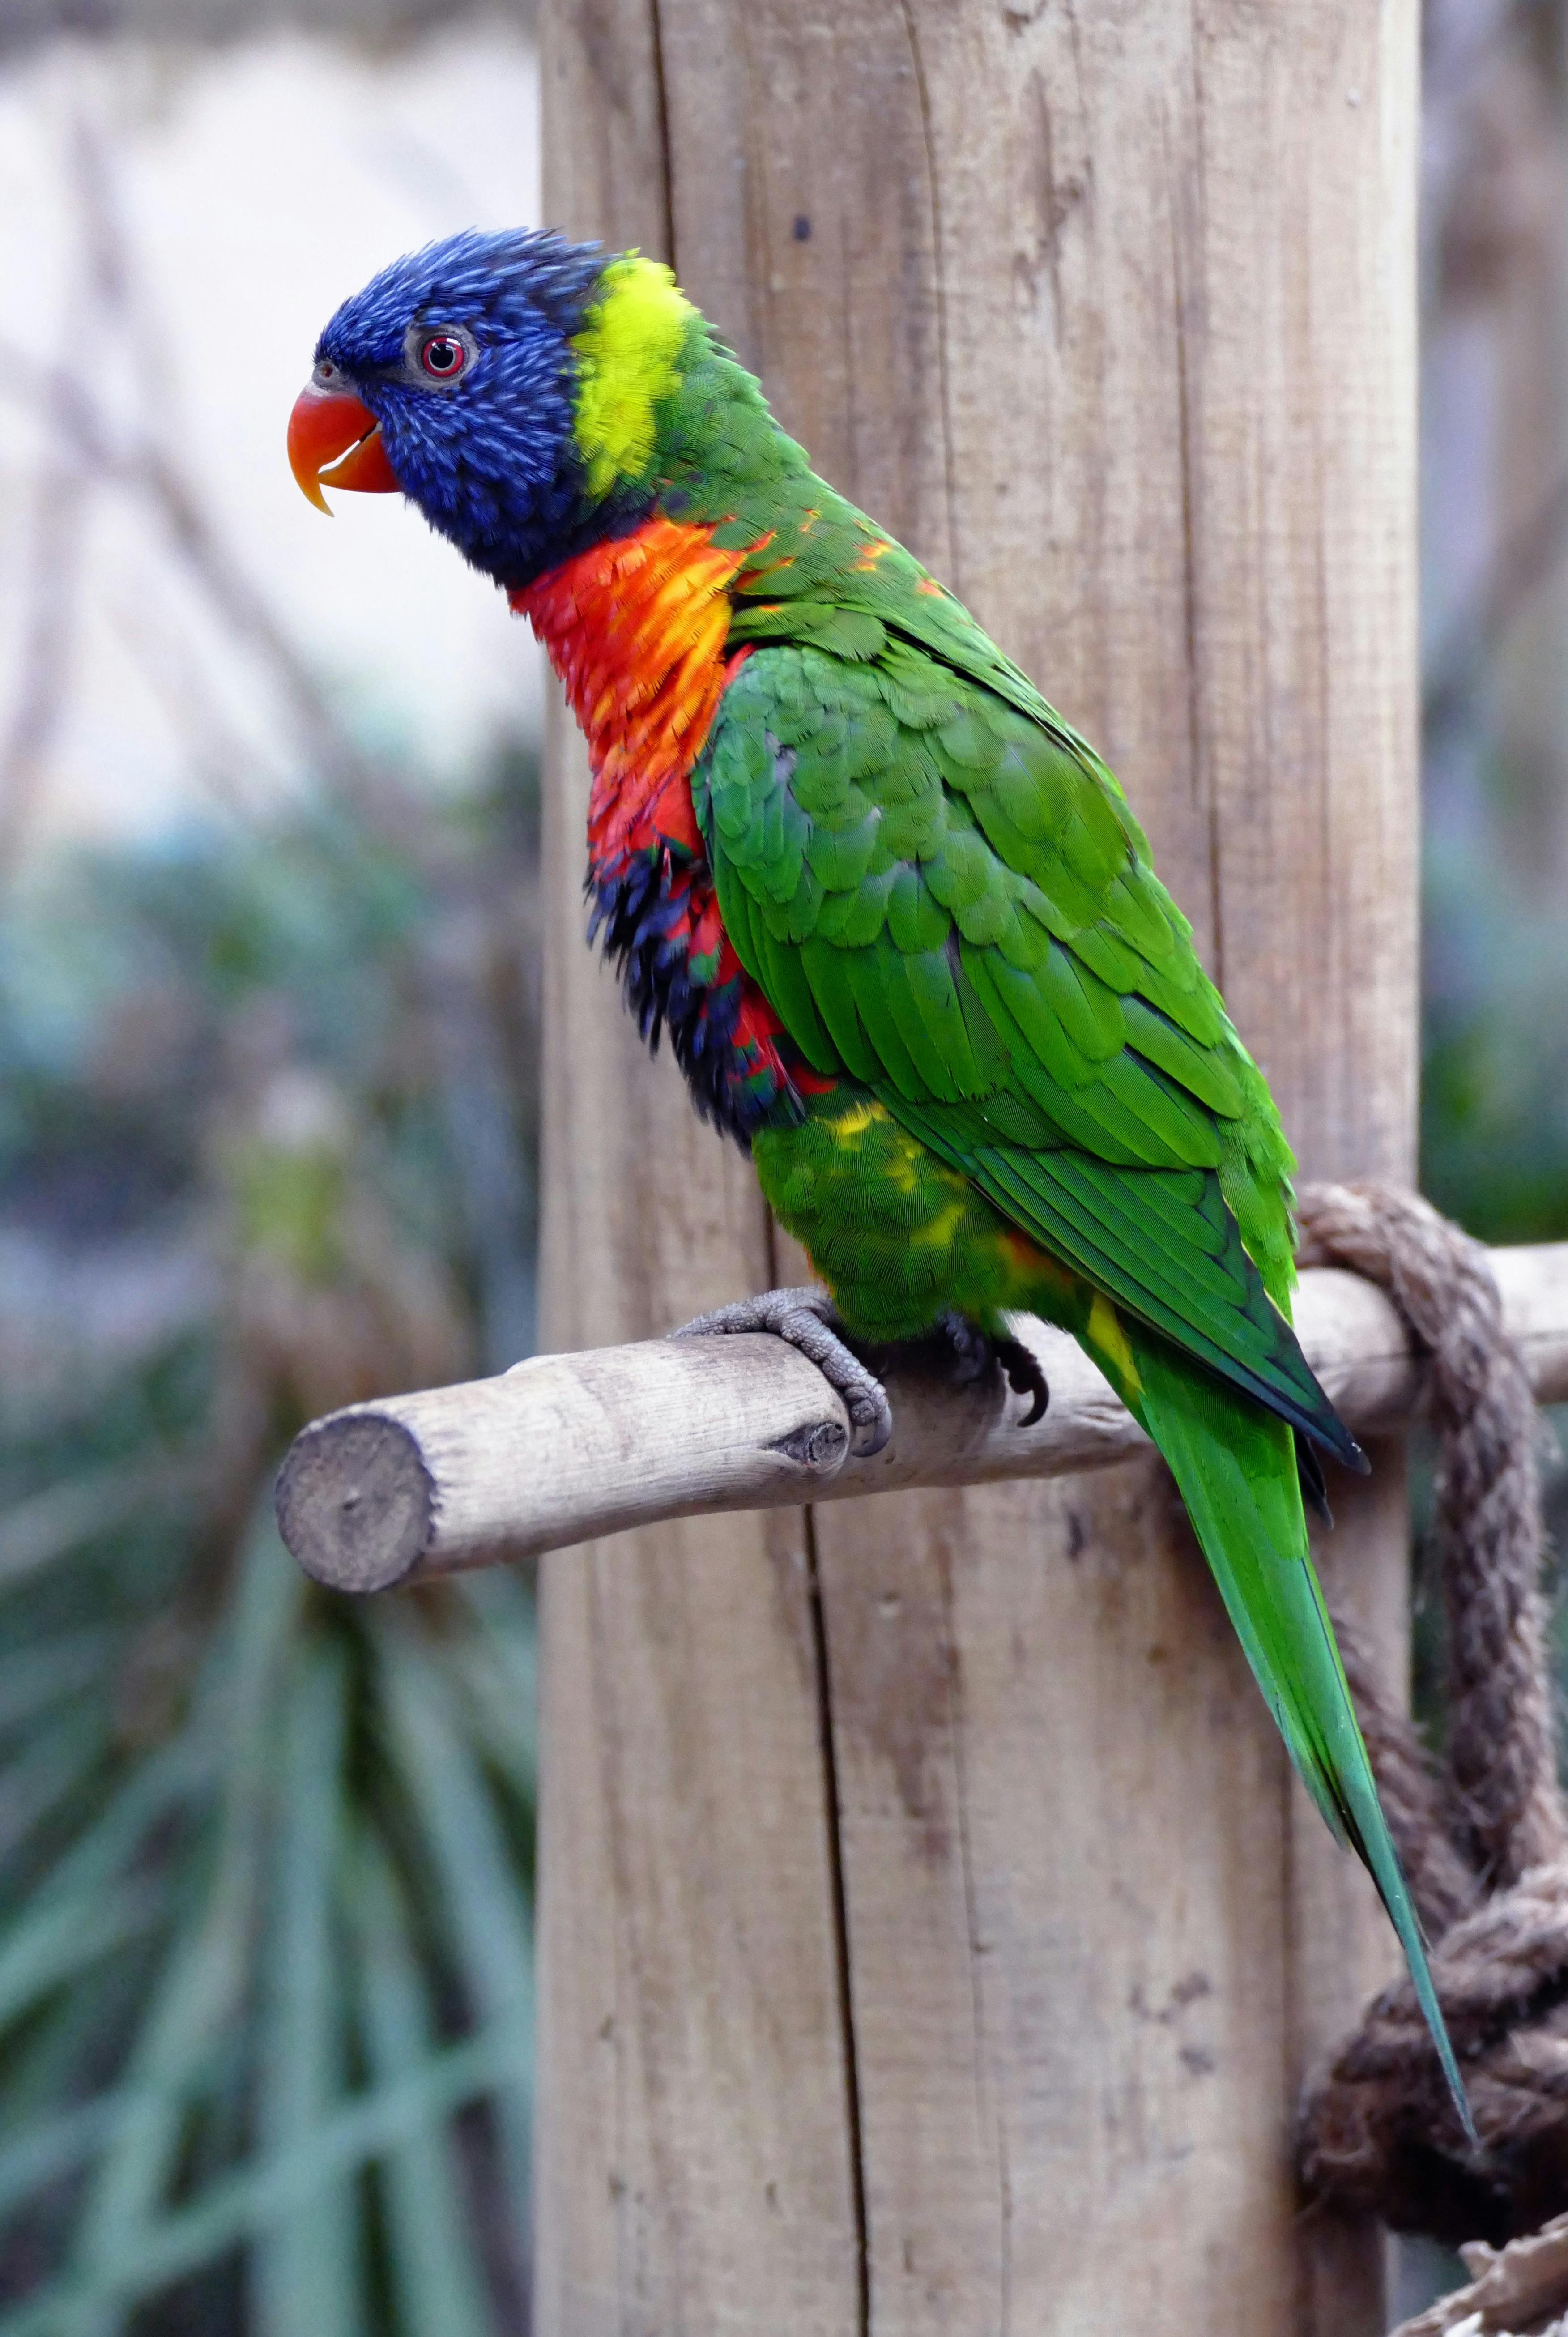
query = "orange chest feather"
(511, 516, 751, 872)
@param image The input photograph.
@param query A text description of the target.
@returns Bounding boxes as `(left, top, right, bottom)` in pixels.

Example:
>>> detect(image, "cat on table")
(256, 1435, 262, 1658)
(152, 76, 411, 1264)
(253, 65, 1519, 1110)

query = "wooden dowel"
(275, 1241, 1568, 1593)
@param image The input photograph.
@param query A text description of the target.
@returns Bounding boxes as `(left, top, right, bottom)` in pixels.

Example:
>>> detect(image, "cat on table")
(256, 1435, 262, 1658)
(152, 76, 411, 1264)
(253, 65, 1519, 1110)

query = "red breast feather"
(515, 516, 832, 1140)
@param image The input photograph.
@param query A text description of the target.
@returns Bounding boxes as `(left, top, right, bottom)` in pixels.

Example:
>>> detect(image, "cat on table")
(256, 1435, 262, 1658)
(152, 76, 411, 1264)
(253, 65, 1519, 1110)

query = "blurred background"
(0, 0, 1561, 2329)
(0, 4, 545, 2331)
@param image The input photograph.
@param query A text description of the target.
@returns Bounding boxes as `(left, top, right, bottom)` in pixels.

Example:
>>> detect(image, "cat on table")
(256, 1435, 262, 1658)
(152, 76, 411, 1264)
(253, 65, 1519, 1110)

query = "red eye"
(419, 333, 467, 380)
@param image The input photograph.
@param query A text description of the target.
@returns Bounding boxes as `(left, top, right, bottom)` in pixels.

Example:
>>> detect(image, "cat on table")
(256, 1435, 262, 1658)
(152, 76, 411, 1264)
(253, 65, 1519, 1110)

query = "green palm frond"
(0, 762, 542, 2335)
(0, 1521, 536, 2337)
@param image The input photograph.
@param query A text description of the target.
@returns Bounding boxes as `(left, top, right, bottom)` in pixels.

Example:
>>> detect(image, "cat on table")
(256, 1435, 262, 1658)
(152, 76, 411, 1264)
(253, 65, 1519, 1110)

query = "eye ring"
(418, 332, 468, 381)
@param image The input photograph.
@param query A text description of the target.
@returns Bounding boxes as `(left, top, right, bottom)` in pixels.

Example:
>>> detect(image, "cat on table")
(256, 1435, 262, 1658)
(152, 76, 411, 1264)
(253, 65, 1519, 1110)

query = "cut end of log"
(275, 1410, 436, 1594)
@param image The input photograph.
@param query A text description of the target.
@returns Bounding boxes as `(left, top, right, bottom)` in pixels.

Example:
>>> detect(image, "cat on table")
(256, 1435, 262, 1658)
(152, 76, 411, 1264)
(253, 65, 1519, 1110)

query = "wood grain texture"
(533, 670, 864, 2337)
(534, 2, 1420, 2330)
(533, 11, 859, 2328)
(273, 1242, 1568, 1589)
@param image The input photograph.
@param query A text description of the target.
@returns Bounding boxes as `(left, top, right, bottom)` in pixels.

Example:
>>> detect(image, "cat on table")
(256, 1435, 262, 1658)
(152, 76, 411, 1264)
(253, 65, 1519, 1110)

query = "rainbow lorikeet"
(290, 228, 1469, 2125)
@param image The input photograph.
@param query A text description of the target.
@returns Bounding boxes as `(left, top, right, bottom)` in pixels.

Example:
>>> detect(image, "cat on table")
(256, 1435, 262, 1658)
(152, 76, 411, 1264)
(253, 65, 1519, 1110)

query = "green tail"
(1127, 1326, 1475, 2141)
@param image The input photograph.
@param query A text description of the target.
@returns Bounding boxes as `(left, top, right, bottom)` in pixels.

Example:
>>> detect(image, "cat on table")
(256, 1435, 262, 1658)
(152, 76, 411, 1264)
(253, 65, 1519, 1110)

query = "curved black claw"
(929, 1313, 1049, 1426)
(670, 1286, 894, 1458)
(995, 1335, 1049, 1427)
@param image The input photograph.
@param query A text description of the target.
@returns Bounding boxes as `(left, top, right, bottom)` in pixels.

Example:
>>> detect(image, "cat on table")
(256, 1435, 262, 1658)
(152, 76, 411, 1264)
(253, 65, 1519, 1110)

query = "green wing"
(696, 631, 1360, 1470)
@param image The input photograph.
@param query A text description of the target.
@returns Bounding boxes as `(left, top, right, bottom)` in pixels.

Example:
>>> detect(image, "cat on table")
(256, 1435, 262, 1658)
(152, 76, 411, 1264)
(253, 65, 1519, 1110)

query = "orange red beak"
(287, 381, 401, 512)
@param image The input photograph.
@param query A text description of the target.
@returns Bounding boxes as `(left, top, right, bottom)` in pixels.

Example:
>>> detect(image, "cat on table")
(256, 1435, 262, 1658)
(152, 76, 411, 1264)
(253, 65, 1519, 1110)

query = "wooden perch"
(275, 1241, 1568, 1595)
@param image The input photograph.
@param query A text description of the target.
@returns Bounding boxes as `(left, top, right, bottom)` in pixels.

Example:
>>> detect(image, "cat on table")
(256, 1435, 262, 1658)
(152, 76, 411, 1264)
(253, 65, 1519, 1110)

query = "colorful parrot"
(289, 228, 1470, 2128)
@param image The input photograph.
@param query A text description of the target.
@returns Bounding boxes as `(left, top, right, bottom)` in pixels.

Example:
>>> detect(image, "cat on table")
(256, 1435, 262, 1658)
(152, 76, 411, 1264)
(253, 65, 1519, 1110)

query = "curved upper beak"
(287, 381, 401, 512)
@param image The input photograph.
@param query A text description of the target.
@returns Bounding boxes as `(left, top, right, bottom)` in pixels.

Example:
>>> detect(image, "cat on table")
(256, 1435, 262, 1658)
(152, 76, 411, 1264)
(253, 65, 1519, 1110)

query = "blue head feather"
(314, 227, 641, 589)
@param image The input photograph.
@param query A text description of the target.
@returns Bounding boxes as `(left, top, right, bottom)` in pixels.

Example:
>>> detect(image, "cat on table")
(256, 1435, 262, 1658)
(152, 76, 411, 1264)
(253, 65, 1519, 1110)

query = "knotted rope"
(1294, 1183, 1568, 2245)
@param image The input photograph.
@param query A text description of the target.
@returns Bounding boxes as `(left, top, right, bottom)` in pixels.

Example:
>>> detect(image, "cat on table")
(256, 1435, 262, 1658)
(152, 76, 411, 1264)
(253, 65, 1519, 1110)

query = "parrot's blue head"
(289, 227, 701, 590)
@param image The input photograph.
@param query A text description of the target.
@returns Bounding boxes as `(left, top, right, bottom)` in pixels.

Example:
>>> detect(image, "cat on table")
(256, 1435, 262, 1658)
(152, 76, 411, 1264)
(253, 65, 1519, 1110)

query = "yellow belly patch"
(753, 1090, 1092, 1343)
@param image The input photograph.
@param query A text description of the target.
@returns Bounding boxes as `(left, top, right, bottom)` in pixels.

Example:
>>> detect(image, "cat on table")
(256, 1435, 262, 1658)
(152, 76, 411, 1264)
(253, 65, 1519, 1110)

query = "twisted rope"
(1295, 1183, 1568, 2245)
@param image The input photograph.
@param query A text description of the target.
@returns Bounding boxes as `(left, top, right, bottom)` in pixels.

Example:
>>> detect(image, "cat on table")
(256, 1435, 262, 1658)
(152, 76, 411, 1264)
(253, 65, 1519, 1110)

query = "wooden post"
(533, 5, 1419, 2332)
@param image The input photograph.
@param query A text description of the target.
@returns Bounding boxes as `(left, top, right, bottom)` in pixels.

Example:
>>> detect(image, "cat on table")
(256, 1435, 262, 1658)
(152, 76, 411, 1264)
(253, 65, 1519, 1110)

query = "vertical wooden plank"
(533, 9, 861, 2332)
(534, 2, 1419, 2332)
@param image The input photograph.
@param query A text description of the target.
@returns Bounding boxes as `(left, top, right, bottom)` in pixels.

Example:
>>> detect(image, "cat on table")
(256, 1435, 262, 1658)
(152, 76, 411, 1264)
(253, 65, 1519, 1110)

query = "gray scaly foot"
(670, 1286, 894, 1458)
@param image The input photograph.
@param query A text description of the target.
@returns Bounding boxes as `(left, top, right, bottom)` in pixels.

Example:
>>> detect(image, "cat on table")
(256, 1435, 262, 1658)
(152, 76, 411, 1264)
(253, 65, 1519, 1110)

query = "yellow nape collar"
(571, 254, 694, 499)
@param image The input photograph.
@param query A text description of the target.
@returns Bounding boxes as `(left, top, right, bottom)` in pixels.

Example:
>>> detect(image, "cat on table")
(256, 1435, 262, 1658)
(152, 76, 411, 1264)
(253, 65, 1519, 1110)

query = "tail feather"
(1126, 1323, 1475, 2143)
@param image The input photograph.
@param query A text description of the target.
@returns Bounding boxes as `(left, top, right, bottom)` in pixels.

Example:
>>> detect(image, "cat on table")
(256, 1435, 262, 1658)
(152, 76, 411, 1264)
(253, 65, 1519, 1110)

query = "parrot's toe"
(932, 1309, 993, 1386)
(670, 1285, 894, 1458)
(929, 1313, 1049, 1426)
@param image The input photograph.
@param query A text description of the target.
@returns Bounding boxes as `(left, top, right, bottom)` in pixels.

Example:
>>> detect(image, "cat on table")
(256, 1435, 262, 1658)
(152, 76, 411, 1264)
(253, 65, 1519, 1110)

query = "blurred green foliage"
(0, 752, 542, 2334)
(1422, 825, 1568, 1247)
(1414, 809, 1568, 1759)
